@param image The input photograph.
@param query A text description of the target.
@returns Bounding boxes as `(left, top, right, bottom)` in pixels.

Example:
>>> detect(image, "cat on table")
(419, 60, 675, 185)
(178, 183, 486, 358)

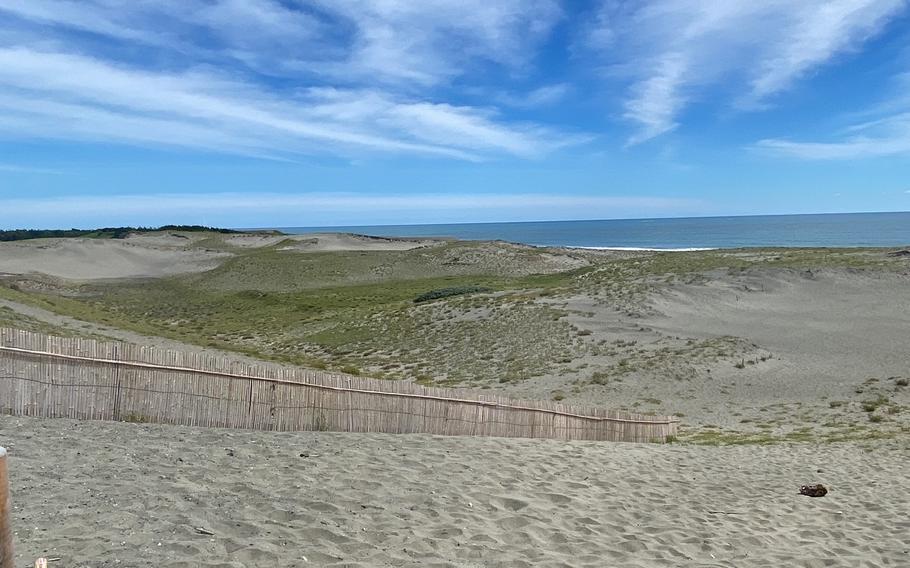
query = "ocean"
(275, 211, 910, 250)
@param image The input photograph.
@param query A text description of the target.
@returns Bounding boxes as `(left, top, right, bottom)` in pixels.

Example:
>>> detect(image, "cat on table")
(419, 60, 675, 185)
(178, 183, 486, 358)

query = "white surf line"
(568, 246, 718, 252)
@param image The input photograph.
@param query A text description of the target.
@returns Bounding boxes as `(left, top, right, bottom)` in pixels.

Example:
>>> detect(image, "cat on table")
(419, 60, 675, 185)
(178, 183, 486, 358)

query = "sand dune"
(222, 234, 290, 248)
(506, 267, 910, 435)
(0, 237, 230, 280)
(276, 233, 443, 252)
(224, 233, 443, 252)
(0, 232, 444, 281)
(2, 416, 907, 567)
(648, 269, 910, 392)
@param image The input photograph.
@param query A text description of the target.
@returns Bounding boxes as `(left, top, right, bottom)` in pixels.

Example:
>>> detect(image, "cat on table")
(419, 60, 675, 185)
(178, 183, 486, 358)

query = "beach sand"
(2, 416, 907, 567)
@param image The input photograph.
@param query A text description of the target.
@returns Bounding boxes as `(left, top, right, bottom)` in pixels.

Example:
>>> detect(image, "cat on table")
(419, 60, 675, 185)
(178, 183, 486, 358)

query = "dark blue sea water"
(274, 212, 910, 250)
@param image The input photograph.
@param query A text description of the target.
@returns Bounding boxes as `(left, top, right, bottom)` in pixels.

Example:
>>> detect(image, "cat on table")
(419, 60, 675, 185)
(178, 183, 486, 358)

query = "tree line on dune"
(0, 225, 240, 242)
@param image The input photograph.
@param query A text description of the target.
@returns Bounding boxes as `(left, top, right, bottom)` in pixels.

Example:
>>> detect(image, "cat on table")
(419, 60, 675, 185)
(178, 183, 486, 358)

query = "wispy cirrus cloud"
(2, 0, 907, 166)
(755, 112, 910, 159)
(0, 0, 561, 84)
(0, 1, 575, 161)
(306, 0, 563, 85)
(587, 0, 907, 144)
(756, 71, 910, 159)
(0, 48, 577, 161)
(495, 83, 571, 109)
(0, 0, 334, 69)
(0, 0, 167, 44)
(0, 162, 63, 174)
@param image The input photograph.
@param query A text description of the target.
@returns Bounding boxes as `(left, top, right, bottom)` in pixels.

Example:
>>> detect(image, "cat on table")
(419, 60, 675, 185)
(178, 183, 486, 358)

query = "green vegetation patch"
(2, 242, 906, 394)
(0, 257, 582, 381)
(413, 286, 492, 303)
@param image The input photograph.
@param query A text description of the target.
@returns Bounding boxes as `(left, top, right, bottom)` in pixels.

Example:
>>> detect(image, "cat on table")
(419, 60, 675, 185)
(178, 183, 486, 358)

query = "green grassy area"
(3, 237, 909, 443)
(0, 238, 587, 380)
(189, 240, 590, 292)
(0, 240, 905, 391)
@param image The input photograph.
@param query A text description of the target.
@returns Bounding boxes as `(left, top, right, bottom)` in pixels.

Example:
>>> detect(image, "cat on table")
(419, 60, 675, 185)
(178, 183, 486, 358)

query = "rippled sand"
(2, 416, 908, 567)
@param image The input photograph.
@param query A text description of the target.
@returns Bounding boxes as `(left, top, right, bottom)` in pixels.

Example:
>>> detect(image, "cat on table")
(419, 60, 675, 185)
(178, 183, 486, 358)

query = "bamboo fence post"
(0, 447, 13, 568)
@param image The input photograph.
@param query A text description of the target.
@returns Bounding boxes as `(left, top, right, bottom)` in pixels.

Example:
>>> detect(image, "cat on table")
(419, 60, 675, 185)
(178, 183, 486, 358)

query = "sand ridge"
(646, 268, 910, 381)
(0, 232, 448, 281)
(500, 267, 910, 435)
(0, 236, 230, 281)
(275, 233, 445, 252)
(223, 233, 444, 251)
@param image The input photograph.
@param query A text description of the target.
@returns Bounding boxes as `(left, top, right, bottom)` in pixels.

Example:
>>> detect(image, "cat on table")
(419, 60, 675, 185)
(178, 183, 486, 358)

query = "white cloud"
(588, 0, 906, 144)
(622, 53, 687, 144)
(0, 162, 63, 174)
(1, 192, 702, 228)
(756, 111, 910, 159)
(0, 0, 165, 44)
(755, 136, 910, 160)
(753, 66, 910, 160)
(308, 0, 562, 85)
(0, 0, 328, 66)
(384, 102, 581, 157)
(0, 0, 579, 161)
(496, 83, 571, 109)
(744, 1, 903, 104)
(0, 0, 561, 85)
(0, 48, 578, 160)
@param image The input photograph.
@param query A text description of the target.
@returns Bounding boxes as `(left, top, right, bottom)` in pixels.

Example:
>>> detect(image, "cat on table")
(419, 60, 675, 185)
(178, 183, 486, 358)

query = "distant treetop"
(0, 225, 242, 242)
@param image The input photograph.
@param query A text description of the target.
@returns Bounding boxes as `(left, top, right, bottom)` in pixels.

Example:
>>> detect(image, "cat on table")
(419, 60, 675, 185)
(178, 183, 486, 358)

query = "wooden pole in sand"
(0, 447, 12, 568)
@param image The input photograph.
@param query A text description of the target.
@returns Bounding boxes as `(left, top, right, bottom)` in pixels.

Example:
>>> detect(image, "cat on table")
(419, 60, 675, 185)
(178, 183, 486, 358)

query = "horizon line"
(254, 209, 910, 232)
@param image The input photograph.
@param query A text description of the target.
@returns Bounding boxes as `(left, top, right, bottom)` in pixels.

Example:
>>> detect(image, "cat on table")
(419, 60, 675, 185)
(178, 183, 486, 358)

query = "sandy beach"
(2, 415, 908, 568)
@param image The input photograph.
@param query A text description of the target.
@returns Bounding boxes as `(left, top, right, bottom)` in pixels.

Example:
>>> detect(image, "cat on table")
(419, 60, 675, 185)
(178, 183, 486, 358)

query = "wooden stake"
(0, 447, 13, 568)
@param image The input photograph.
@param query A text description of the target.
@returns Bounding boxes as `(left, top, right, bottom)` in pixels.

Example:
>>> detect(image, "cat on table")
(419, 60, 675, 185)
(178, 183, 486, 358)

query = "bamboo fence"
(0, 328, 678, 442)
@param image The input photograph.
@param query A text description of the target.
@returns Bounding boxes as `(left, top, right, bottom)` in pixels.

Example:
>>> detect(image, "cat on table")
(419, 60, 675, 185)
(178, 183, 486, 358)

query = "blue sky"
(2, 0, 910, 229)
